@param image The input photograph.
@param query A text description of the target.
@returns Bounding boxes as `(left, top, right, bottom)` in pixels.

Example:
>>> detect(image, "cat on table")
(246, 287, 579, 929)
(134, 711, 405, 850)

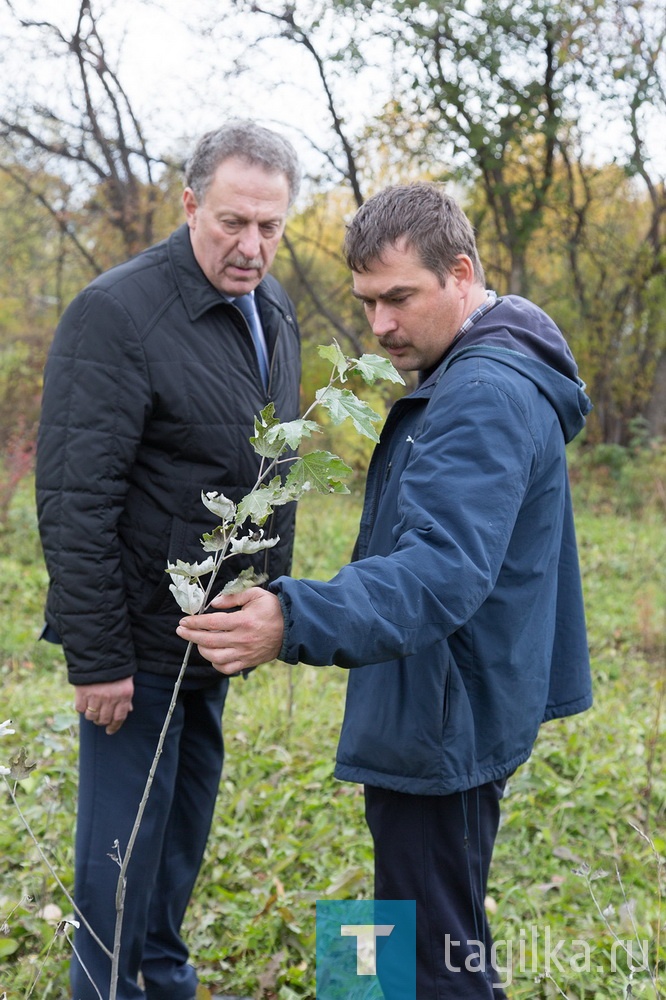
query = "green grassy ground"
(0, 461, 664, 998)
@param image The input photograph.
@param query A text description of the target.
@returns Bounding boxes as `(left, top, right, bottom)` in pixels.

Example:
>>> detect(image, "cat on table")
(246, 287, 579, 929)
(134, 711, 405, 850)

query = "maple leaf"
(8, 748, 37, 781)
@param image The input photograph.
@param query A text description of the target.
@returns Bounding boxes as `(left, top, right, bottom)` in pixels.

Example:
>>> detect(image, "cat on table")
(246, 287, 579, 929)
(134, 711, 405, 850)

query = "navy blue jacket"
(37, 224, 301, 685)
(271, 296, 592, 794)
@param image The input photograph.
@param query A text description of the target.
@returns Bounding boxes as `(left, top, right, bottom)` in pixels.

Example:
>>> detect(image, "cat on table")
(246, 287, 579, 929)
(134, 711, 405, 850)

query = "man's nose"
(371, 303, 397, 337)
(237, 224, 262, 259)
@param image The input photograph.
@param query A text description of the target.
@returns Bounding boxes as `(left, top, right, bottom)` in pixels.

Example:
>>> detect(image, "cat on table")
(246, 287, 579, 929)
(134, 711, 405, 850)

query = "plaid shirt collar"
(457, 288, 498, 339)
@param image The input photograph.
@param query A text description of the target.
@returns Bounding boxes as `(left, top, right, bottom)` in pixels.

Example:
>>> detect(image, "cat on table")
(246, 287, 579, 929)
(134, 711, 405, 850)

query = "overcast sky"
(1, 0, 664, 185)
(0, 0, 373, 183)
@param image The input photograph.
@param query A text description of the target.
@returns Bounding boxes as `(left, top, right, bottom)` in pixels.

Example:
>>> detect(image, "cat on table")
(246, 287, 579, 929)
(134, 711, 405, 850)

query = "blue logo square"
(316, 899, 416, 1000)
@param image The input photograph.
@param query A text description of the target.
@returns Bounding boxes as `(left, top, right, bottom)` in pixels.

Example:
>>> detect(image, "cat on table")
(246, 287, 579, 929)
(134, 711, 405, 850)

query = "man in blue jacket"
(177, 183, 593, 998)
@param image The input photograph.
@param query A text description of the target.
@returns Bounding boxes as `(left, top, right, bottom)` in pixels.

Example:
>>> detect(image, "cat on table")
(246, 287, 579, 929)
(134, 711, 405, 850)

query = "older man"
(178, 184, 593, 999)
(36, 121, 301, 1000)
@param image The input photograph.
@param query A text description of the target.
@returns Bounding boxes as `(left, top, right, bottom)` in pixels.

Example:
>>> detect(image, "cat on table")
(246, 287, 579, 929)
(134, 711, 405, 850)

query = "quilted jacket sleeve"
(36, 287, 152, 684)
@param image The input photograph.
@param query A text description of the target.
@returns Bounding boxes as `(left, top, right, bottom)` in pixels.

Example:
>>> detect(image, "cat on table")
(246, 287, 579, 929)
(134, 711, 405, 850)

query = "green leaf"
(352, 353, 405, 385)
(315, 386, 383, 442)
(201, 490, 236, 522)
(230, 530, 280, 554)
(285, 451, 352, 495)
(265, 418, 320, 451)
(235, 476, 285, 526)
(324, 866, 367, 899)
(169, 577, 205, 614)
(8, 747, 37, 781)
(220, 568, 268, 595)
(166, 557, 216, 579)
(0, 937, 20, 957)
(201, 525, 231, 552)
(318, 340, 350, 382)
(250, 403, 284, 458)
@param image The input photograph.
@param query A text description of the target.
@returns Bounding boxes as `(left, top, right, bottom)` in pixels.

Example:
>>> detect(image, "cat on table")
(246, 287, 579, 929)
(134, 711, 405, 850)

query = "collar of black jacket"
(166, 223, 250, 322)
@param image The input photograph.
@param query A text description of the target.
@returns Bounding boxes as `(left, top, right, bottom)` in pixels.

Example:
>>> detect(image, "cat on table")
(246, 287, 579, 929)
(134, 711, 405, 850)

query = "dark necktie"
(235, 294, 269, 389)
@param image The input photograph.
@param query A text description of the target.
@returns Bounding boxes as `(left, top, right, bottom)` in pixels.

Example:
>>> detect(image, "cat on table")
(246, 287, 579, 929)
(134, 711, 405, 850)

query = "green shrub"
(570, 437, 666, 516)
(1, 471, 664, 998)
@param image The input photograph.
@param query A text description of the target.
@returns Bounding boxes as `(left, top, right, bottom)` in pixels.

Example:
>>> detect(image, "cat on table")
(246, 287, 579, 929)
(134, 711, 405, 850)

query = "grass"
(0, 450, 664, 999)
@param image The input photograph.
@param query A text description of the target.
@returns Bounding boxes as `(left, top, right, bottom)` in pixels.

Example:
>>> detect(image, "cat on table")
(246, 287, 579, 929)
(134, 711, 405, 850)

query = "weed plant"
(0, 442, 664, 998)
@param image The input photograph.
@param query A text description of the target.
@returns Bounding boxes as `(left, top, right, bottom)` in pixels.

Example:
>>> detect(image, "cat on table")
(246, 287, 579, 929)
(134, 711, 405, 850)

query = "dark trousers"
(71, 676, 228, 1000)
(364, 780, 507, 1000)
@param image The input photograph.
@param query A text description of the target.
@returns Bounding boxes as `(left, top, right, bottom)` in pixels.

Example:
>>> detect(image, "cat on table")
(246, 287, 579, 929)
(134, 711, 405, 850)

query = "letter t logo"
(340, 924, 395, 975)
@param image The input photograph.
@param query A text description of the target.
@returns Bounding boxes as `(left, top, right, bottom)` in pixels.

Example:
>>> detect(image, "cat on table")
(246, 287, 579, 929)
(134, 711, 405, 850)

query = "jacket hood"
(435, 294, 592, 443)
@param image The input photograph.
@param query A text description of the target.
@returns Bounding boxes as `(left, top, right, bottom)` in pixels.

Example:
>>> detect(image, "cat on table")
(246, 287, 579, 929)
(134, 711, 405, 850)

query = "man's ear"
(182, 187, 198, 227)
(450, 254, 476, 289)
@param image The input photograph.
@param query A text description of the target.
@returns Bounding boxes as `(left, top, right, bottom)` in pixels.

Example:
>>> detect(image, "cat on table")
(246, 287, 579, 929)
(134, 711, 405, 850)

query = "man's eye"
(260, 224, 281, 236)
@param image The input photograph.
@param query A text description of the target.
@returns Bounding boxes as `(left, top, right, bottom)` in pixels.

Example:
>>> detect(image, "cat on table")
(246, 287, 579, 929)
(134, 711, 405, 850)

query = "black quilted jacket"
(36, 224, 301, 684)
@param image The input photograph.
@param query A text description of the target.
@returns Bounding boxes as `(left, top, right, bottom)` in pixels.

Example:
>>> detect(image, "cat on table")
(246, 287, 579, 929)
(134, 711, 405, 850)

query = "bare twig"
(3, 776, 112, 958)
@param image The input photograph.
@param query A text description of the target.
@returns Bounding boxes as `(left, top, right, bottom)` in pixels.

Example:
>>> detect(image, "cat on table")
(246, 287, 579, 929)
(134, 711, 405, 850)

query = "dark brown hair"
(344, 183, 485, 285)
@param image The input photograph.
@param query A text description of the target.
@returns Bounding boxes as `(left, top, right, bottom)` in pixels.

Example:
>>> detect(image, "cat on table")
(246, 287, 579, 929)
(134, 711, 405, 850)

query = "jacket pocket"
(337, 647, 451, 781)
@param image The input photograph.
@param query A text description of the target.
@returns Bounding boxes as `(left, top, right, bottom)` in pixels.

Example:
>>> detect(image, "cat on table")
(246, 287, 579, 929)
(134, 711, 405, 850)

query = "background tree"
(0, 168, 67, 528)
(0, 0, 187, 521)
(0, 0, 664, 448)
(224, 0, 666, 443)
(0, 0, 178, 275)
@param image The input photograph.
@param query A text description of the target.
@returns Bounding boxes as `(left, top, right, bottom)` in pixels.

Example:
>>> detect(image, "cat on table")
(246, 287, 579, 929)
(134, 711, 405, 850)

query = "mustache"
(379, 338, 408, 350)
(227, 254, 262, 269)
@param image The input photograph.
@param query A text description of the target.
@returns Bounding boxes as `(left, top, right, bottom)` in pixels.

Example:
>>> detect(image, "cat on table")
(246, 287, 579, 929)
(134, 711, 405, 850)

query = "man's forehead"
(351, 243, 428, 294)
(205, 158, 290, 210)
(215, 202, 287, 222)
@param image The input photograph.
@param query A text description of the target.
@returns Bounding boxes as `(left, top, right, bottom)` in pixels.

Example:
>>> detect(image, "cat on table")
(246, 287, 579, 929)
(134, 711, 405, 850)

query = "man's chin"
(383, 347, 416, 372)
(218, 274, 262, 296)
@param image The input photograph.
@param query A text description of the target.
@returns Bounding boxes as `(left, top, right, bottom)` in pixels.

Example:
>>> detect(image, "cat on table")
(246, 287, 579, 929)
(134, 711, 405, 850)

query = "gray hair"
(344, 183, 485, 285)
(185, 120, 301, 206)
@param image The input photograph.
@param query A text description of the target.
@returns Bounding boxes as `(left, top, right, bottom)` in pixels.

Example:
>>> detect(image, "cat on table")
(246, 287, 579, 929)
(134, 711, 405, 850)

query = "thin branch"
(0, 162, 102, 274)
(250, 3, 364, 207)
(3, 775, 112, 959)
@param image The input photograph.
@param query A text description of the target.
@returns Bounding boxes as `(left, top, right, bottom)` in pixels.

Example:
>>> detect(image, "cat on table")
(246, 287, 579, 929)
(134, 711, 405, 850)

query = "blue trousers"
(364, 780, 507, 1000)
(71, 675, 229, 1000)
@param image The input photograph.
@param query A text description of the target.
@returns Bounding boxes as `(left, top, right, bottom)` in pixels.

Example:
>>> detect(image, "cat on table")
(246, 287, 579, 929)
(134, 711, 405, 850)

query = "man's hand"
(177, 587, 284, 676)
(74, 677, 135, 735)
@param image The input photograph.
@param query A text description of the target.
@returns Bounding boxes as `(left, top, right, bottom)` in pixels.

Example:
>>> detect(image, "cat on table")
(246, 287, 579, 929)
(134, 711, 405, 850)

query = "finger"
(206, 656, 250, 677)
(105, 701, 131, 736)
(195, 642, 237, 667)
(87, 695, 113, 724)
(74, 690, 90, 715)
(198, 640, 257, 675)
(176, 621, 233, 644)
(178, 612, 231, 633)
(209, 590, 254, 610)
(220, 663, 248, 677)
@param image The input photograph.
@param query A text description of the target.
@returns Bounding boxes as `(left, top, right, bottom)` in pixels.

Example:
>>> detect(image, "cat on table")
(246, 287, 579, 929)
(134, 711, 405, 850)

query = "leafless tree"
(0, 0, 173, 272)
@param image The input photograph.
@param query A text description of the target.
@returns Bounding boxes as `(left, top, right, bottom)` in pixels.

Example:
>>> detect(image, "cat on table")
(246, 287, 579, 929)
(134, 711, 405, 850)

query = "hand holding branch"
(177, 587, 285, 676)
